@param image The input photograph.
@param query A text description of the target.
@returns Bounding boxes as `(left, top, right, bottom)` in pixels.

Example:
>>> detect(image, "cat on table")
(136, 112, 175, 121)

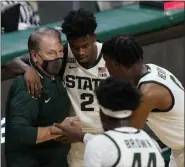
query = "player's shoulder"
(84, 134, 106, 155)
(138, 64, 167, 98)
(87, 134, 113, 148)
(138, 83, 167, 109)
(89, 134, 109, 142)
(139, 79, 170, 101)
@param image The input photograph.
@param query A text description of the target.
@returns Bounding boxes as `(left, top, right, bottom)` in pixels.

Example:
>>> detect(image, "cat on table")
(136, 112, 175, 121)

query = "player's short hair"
(28, 27, 61, 52)
(102, 35, 143, 68)
(61, 8, 97, 38)
(95, 76, 141, 111)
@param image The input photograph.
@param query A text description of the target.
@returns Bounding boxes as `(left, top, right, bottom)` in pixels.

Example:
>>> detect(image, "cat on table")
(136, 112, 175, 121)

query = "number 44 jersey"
(63, 42, 109, 133)
(86, 127, 165, 167)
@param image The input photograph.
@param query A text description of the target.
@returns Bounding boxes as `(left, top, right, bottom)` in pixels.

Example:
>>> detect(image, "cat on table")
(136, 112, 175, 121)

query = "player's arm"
(130, 83, 170, 129)
(8, 78, 61, 145)
(50, 118, 95, 144)
(2, 54, 42, 97)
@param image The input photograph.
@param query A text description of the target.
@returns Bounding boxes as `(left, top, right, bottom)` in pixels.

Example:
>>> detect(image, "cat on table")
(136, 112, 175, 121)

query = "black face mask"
(42, 57, 63, 75)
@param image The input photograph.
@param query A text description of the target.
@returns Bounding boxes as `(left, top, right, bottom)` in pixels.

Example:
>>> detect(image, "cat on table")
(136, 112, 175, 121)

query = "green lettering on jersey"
(147, 153, 156, 167)
(132, 153, 141, 167)
(132, 153, 157, 167)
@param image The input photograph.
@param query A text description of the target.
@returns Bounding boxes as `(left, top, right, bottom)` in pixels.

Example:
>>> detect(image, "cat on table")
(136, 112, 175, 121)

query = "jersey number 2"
(81, 93, 94, 111)
(132, 153, 156, 167)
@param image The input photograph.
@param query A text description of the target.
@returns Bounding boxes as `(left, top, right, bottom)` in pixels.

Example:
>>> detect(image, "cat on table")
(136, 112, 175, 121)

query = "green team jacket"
(5, 71, 71, 167)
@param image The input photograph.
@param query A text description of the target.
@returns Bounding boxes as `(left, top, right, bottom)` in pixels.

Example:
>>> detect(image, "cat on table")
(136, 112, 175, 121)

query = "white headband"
(100, 105, 132, 119)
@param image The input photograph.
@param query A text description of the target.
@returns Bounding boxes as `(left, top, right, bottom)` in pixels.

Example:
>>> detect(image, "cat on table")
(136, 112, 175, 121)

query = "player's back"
(138, 64, 184, 149)
(103, 127, 164, 167)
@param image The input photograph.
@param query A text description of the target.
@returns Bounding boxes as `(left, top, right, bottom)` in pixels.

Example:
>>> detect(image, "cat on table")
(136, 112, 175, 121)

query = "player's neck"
(133, 64, 147, 85)
(116, 121, 131, 129)
(140, 64, 148, 76)
(107, 121, 131, 131)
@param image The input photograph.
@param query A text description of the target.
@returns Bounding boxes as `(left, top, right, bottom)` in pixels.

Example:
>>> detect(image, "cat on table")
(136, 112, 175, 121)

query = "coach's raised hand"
(24, 66, 42, 98)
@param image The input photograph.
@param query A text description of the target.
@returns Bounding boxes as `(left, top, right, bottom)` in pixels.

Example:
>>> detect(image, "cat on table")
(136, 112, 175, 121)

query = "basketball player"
(100, 35, 184, 167)
(83, 76, 165, 166)
(4, 9, 109, 167)
(52, 77, 165, 166)
(52, 35, 184, 167)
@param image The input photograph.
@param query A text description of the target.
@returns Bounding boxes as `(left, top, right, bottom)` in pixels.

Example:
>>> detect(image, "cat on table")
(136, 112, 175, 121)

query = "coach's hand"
(24, 66, 42, 98)
(51, 117, 84, 143)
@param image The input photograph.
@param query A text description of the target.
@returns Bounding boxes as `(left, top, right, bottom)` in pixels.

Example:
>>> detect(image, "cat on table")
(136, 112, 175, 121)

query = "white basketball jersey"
(138, 64, 184, 149)
(63, 42, 109, 133)
(104, 127, 164, 167)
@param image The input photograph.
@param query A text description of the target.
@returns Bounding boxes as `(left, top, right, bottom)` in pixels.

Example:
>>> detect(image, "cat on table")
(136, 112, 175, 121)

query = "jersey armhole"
(103, 133, 121, 167)
(138, 81, 175, 112)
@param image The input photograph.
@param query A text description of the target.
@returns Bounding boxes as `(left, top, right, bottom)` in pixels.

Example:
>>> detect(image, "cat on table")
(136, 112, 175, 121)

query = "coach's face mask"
(42, 57, 63, 75)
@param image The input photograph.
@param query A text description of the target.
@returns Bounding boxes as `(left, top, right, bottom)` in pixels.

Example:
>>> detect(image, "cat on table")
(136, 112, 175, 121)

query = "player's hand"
(51, 116, 84, 143)
(24, 66, 42, 98)
(50, 116, 81, 136)
(49, 125, 63, 136)
(60, 116, 81, 128)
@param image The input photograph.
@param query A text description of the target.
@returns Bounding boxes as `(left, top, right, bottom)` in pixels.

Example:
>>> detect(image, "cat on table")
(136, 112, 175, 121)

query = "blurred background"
(1, 1, 185, 167)
(1, 1, 137, 31)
